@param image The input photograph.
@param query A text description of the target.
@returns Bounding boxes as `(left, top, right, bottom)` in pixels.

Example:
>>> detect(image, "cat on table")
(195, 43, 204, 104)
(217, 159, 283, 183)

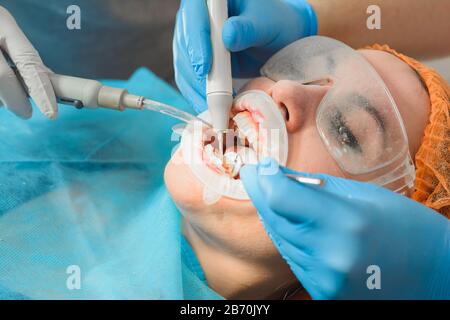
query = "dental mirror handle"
(49, 74, 144, 111)
(206, 0, 233, 133)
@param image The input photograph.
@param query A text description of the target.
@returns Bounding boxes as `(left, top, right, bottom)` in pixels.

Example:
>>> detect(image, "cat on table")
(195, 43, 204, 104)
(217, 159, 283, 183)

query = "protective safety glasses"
(261, 36, 415, 194)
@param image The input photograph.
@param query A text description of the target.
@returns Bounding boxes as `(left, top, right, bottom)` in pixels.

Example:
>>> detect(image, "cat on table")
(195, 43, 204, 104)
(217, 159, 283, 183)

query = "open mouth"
(201, 109, 262, 180)
(180, 90, 288, 202)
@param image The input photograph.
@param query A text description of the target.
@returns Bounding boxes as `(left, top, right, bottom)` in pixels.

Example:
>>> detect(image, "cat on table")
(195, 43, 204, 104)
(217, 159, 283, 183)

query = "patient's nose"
(269, 80, 330, 133)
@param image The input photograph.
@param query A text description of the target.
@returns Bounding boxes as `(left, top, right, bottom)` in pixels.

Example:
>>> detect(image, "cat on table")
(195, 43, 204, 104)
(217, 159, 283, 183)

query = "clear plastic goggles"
(261, 36, 415, 194)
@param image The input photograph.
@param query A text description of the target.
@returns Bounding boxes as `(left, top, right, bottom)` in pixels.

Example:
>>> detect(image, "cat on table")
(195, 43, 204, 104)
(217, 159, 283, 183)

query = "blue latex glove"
(173, 0, 317, 113)
(240, 158, 450, 300)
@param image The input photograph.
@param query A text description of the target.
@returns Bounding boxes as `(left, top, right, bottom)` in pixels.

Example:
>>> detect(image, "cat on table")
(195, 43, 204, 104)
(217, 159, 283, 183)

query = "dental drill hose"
(49, 74, 144, 111)
(206, 0, 233, 150)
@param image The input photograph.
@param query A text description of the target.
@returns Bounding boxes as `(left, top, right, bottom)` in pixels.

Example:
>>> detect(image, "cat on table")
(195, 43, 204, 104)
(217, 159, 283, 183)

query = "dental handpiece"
(206, 0, 233, 153)
(8, 58, 145, 111)
(49, 74, 212, 128)
(50, 74, 145, 111)
(49, 74, 211, 127)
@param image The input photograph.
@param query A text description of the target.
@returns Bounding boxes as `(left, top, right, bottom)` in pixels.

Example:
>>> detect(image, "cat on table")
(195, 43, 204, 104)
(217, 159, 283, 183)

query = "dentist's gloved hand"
(241, 158, 450, 300)
(0, 6, 57, 119)
(173, 0, 317, 112)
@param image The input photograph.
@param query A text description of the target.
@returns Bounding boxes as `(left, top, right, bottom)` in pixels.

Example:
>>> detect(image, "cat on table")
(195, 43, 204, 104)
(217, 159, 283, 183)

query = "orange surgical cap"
(366, 44, 450, 218)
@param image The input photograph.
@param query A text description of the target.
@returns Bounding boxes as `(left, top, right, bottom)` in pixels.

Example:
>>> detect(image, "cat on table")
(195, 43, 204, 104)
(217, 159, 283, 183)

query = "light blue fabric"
(0, 68, 222, 300)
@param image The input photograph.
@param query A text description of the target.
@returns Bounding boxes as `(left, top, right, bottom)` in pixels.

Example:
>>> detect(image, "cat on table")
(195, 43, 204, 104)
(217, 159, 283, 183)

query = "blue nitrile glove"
(173, 0, 317, 113)
(240, 158, 450, 300)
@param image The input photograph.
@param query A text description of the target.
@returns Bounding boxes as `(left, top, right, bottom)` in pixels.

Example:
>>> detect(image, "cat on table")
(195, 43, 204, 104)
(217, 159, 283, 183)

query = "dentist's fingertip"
(222, 19, 238, 51)
(20, 110, 33, 120)
(5, 100, 33, 120)
(259, 157, 276, 168)
(257, 157, 280, 176)
(24, 68, 59, 120)
(223, 17, 257, 52)
(45, 110, 57, 120)
(240, 163, 257, 178)
(36, 95, 58, 120)
(12, 107, 32, 120)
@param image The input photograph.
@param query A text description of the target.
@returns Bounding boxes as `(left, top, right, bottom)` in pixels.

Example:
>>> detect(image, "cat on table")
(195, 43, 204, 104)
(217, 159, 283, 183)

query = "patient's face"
(164, 50, 430, 269)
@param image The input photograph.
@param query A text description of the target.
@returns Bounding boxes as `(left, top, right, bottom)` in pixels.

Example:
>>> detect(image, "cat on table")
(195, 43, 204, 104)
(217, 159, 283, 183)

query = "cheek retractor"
(180, 91, 289, 204)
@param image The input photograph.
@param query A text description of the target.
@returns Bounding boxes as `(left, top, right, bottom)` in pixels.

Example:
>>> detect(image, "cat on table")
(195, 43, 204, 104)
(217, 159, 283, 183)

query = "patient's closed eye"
(330, 111, 362, 153)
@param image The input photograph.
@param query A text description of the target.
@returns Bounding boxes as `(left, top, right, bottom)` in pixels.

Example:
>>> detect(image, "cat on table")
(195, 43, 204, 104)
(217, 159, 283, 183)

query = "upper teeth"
(233, 111, 259, 154)
(204, 144, 225, 174)
(202, 111, 265, 179)
(223, 152, 242, 178)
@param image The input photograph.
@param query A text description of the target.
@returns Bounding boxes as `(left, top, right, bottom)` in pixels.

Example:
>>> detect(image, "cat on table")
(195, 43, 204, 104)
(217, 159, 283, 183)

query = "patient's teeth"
(202, 110, 271, 179)
(237, 128, 247, 143)
(233, 112, 259, 148)
(222, 147, 259, 178)
(204, 144, 225, 173)
(223, 151, 243, 178)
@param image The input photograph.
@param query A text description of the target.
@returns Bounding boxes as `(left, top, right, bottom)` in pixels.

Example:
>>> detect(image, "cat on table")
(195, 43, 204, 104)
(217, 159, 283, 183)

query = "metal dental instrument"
(285, 173, 325, 187)
(206, 0, 234, 155)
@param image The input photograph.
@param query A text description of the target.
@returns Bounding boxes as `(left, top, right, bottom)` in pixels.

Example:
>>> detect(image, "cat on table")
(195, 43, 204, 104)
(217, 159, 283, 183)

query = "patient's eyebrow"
(346, 94, 386, 132)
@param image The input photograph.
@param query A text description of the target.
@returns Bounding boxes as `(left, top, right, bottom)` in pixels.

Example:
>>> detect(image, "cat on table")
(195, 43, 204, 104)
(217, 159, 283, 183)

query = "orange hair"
(366, 44, 450, 218)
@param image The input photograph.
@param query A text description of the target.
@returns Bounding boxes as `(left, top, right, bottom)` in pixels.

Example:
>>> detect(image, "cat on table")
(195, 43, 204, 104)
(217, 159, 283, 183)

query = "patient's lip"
(232, 102, 265, 123)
